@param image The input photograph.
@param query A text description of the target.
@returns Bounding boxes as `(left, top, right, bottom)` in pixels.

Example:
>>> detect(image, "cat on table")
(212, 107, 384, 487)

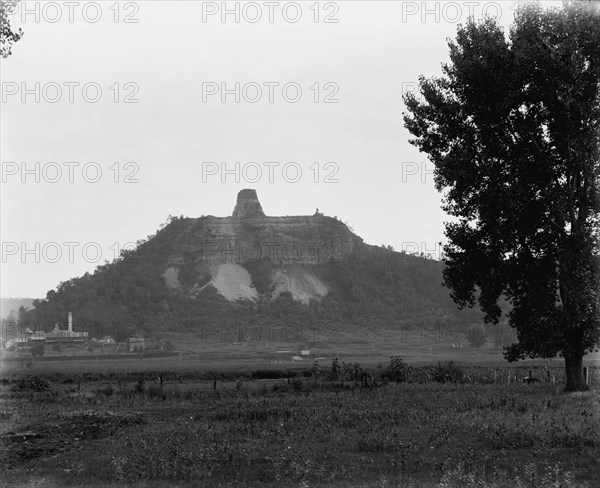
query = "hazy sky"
(0, 1, 561, 298)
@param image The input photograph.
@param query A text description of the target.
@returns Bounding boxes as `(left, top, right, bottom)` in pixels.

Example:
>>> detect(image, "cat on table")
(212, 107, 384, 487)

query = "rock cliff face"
(170, 190, 362, 266)
(163, 189, 363, 303)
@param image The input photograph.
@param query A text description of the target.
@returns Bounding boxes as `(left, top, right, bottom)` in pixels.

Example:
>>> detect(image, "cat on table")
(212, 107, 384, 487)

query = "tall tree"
(404, 3, 600, 391)
(0, 0, 23, 58)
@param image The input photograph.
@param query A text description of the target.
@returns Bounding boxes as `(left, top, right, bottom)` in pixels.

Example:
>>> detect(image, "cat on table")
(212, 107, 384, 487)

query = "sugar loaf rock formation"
(168, 189, 361, 267)
(162, 189, 363, 303)
(232, 189, 266, 219)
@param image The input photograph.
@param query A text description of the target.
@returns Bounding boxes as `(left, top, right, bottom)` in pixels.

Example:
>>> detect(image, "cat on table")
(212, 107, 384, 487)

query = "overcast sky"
(1, 1, 562, 298)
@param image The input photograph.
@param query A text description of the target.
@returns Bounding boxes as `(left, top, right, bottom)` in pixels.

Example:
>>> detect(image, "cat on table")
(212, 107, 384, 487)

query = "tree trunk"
(564, 351, 589, 392)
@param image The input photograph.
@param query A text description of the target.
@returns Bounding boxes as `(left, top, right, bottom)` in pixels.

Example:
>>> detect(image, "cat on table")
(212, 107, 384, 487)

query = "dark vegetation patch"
(0, 410, 145, 469)
(10, 378, 51, 392)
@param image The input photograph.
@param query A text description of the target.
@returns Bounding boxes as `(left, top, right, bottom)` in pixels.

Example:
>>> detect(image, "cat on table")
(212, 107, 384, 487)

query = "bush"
(330, 357, 341, 380)
(341, 362, 364, 381)
(10, 377, 51, 392)
(381, 356, 410, 382)
(431, 361, 465, 383)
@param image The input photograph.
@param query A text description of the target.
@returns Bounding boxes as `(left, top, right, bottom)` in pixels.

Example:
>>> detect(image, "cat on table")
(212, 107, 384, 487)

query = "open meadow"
(1, 358, 599, 488)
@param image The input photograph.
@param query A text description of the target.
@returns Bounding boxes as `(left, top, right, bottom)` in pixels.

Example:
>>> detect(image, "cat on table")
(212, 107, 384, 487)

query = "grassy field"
(1, 359, 599, 488)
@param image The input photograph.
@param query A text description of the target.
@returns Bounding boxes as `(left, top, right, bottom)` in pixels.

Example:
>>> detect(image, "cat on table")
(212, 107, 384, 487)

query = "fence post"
(546, 370, 550, 383)
(584, 367, 589, 385)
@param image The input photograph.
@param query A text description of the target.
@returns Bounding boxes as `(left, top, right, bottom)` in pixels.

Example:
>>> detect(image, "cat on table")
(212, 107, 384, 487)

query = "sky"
(0, 0, 563, 298)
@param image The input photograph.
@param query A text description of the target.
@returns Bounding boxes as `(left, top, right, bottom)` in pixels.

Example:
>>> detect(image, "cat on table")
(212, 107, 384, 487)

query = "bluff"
(168, 189, 361, 267)
(160, 190, 362, 303)
(22, 190, 484, 336)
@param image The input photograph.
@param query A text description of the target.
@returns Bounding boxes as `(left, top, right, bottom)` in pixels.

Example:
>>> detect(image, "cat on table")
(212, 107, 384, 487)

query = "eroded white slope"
(272, 265, 328, 304)
(208, 263, 259, 301)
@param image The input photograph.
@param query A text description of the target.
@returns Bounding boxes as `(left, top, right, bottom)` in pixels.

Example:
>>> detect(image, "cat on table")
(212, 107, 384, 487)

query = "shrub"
(330, 357, 341, 381)
(431, 362, 465, 383)
(341, 362, 364, 381)
(381, 356, 410, 382)
(10, 377, 51, 392)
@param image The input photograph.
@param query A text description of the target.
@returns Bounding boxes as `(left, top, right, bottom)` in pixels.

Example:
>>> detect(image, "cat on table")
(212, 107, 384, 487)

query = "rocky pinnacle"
(232, 189, 266, 219)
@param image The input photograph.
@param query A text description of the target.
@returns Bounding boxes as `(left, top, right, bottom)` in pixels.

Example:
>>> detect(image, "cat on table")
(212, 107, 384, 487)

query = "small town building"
(2, 312, 88, 347)
(45, 313, 88, 342)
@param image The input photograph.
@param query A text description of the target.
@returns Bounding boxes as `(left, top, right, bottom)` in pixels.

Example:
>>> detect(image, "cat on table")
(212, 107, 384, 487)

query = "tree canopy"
(0, 0, 23, 58)
(404, 3, 600, 391)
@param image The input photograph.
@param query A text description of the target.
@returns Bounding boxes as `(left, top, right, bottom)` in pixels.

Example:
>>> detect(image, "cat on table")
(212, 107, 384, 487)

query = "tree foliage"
(404, 3, 600, 391)
(0, 0, 23, 58)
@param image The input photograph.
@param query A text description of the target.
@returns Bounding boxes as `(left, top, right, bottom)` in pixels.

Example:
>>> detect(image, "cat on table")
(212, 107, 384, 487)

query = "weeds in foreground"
(438, 460, 585, 488)
(1, 363, 598, 487)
